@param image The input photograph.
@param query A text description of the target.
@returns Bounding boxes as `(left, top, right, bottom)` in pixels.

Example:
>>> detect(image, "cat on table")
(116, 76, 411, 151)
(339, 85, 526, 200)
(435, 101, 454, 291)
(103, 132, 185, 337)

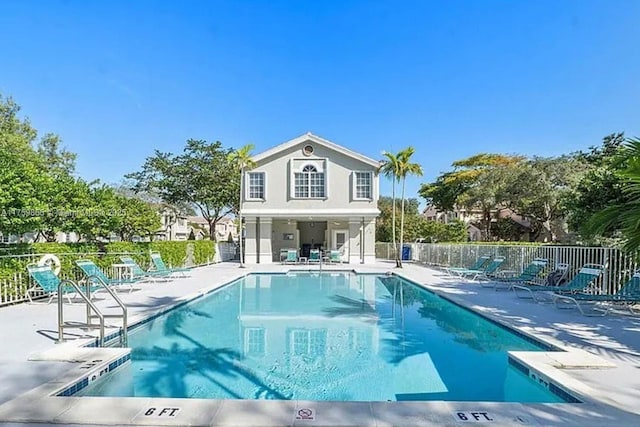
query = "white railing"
(0, 249, 220, 307)
(375, 242, 639, 295)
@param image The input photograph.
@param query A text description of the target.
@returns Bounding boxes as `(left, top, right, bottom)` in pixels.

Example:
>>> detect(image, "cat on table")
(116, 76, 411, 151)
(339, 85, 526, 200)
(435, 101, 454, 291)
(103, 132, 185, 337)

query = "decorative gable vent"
(302, 144, 314, 156)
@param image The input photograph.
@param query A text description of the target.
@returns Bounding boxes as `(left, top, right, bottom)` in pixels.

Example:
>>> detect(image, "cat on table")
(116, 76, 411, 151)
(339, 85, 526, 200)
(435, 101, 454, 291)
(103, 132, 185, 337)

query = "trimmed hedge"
(0, 240, 216, 280)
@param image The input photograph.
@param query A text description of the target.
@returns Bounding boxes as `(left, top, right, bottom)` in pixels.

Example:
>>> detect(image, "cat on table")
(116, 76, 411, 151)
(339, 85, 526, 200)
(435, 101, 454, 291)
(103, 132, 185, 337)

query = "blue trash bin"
(402, 245, 411, 261)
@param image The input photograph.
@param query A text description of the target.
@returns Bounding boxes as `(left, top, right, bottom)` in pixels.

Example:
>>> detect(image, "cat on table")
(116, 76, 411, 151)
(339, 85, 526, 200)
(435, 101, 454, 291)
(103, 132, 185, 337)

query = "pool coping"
(0, 267, 638, 426)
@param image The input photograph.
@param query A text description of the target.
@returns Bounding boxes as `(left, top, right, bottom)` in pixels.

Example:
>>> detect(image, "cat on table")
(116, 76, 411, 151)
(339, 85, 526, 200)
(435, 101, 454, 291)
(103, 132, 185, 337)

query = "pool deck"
(0, 260, 639, 426)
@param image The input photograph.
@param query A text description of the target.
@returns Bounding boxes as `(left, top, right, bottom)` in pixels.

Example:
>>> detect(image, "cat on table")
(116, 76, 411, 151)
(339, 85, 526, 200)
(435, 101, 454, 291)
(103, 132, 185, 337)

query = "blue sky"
(2, 0, 639, 203)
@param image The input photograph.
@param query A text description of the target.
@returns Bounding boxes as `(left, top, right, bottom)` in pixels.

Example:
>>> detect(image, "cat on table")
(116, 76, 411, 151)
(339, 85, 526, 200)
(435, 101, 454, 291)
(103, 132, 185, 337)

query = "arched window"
(294, 164, 325, 198)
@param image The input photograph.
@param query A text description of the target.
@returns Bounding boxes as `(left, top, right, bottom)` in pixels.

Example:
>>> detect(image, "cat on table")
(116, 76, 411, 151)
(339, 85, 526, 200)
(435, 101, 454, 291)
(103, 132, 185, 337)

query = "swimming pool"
(83, 272, 569, 402)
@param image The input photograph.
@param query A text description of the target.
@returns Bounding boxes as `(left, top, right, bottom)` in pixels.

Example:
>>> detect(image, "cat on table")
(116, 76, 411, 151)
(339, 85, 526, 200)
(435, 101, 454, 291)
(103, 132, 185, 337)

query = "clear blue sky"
(2, 0, 639, 203)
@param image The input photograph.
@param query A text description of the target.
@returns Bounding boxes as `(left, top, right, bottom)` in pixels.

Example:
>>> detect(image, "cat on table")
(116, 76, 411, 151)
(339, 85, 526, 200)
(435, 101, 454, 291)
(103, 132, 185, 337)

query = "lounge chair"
(553, 271, 640, 316)
(446, 256, 491, 276)
(513, 263, 604, 303)
(119, 256, 172, 281)
(26, 264, 97, 304)
(459, 256, 506, 281)
(489, 258, 549, 290)
(280, 249, 290, 264)
(329, 250, 343, 264)
(308, 249, 321, 264)
(283, 249, 297, 264)
(75, 259, 137, 293)
(149, 252, 191, 277)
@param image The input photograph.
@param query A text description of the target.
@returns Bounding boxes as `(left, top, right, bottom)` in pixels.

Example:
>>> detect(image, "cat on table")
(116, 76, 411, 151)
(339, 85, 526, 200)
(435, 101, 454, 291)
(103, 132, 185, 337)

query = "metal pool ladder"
(57, 276, 128, 347)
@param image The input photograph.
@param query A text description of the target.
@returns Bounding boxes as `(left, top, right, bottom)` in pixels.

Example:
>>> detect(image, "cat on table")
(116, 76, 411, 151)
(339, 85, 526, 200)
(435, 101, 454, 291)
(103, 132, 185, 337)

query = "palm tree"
(229, 144, 256, 267)
(587, 137, 640, 251)
(397, 147, 423, 268)
(379, 151, 402, 267)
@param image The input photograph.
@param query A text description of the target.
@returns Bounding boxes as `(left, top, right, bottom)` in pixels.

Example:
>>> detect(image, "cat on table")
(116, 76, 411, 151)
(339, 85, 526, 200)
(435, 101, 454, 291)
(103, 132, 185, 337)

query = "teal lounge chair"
(76, 259, 137, 292)
(120, 256, 172, 281)
(26, 264, 98, 304)
(329, 250, 343, 264)
(149, 252, 191, 277)
(280, 249, 290, 264)
(284, 249, 297, 264)
(489, 258, 549, 290)
(460, 256, 506, 281)
(513, 263, 604, 303)
(446, 256, 491, 276)
(553, 271, 640, 316)
(308, 249, 321, 264)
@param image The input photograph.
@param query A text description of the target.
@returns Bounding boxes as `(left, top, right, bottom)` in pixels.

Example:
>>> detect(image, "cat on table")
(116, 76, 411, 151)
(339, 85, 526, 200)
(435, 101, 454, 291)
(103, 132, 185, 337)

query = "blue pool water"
(84, 272, 567, 402)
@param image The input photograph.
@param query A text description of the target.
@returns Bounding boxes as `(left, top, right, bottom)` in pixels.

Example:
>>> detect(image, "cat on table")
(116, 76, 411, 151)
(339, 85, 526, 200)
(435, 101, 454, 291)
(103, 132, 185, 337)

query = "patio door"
(332, 229, 349, 262)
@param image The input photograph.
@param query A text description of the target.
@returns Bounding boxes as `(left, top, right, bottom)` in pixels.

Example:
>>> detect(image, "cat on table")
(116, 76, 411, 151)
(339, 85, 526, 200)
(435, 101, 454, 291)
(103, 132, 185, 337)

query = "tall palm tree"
(229, 144, 256, 267)
(397, 147, 423, 268)
(379, 151, 402, 267)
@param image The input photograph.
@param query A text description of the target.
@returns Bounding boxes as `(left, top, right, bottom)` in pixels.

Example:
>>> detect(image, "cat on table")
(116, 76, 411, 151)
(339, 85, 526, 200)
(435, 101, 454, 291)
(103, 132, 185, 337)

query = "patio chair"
(329, 250, 343, 264)
(280, 249, 290, 264)
(149, 252, 191, 277)
(489, 258, 549, 290)
(75, 259, 137, 293)
(513, 263, 603, 303)
(26, 264, 97, 304)
(283, 249, 297, 264)
(459, 256, 506, 281)
(308, 249, 321, 264)
(446, 256, 491, 276)
(119, 256, 172, 281)
(553, 271, 640, 316)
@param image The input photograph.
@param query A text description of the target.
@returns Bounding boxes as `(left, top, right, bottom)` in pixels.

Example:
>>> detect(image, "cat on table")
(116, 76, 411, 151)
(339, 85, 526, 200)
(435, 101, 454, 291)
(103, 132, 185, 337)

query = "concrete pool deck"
(0, 261, 638, 426)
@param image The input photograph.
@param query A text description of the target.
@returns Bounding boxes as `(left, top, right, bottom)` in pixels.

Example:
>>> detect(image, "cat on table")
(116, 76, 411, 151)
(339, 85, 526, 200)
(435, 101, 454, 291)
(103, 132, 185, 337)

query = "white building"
(187, 216, 238, 241)
(155, 209, 190, 241)
(242, 133, 380, 264)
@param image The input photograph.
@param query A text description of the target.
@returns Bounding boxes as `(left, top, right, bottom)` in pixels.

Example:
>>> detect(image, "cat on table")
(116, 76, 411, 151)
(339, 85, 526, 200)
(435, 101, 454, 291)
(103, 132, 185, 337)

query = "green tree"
(377, 195, 467, 243)
(127, 139, 239, 240)
(112, 195, 161, 241)
(34, 133, 89, 241)
(492, 217, 526, 241)
(0, 95, 48, 236)
(419, 153, 585, 242)
(564, 133, 627, 238)
(36, 175, 91, 241)
(376, 196, 420, 242)
(586, 138, 640, 251)
(419, 172, 468, 212)
(228, 144, 256, 267)
(36, 133, 77, 174)
(456, 163, 517, 240)
(420, 154, 522, 208)
(500, 156, 587, 242)
(396, 147, 423, 267)
(419, 154, 523, 240)
(414, 218, 468, 243)
(74, 184, 121, 241)
(0, 94, 37, 146)
(379, 151, 402, 266)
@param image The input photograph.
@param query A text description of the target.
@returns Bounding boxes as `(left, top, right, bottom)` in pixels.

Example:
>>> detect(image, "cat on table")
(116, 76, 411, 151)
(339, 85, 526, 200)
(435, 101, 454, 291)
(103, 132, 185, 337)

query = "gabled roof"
(252, 132, 381, 168)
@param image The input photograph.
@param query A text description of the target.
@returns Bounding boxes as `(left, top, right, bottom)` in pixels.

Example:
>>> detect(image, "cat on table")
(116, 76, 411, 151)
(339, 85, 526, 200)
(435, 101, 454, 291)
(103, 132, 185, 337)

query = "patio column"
(244, 217, 258, 264)
(258, 217, 273, 264)
(363, 217, 376, 264)
(348, 218, 362, 264)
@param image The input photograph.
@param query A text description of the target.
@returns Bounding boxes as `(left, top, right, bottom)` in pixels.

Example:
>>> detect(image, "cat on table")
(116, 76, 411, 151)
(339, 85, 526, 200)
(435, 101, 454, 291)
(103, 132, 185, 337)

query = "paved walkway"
(0, 261, 639, 426)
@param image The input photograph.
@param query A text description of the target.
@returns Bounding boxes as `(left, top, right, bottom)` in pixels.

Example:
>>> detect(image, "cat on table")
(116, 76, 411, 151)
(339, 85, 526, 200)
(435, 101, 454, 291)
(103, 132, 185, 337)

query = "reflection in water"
(85, 273, 564, 403)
